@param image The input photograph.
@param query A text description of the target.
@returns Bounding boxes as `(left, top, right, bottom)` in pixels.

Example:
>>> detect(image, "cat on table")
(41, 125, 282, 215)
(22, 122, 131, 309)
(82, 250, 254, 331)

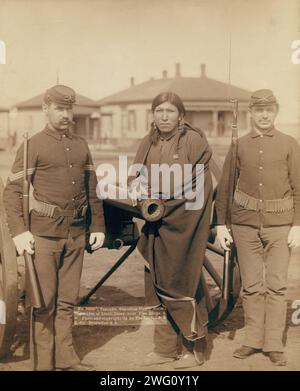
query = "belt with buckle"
(32, 198, 88, 219)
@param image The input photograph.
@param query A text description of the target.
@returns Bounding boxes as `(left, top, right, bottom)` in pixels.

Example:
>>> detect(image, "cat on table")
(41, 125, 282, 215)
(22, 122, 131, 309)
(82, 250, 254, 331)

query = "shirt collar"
(250, 126, 276, 138)
(158, 130, 178, 141)
(44, 125, 73, 140)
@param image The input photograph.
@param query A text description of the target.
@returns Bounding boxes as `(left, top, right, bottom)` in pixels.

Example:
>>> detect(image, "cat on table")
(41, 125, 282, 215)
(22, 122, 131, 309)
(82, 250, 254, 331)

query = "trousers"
(30, 233, 85, 370)
(231, 224, 291, 352)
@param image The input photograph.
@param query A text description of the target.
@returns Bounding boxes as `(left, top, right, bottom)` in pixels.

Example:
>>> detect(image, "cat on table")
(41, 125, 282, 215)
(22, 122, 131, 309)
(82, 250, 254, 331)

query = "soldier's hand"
(13, 231, 35, 255)
(128, 181, 149, 202)
(288, 225, 300, 249)
(216, 225, 233, 251)
(89, 232, 105, 251)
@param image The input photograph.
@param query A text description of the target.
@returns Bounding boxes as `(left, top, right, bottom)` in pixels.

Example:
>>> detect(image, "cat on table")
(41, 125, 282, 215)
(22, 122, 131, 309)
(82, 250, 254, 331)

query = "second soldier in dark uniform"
(3, 85, 105, 371)
(215, 89, 300, 366)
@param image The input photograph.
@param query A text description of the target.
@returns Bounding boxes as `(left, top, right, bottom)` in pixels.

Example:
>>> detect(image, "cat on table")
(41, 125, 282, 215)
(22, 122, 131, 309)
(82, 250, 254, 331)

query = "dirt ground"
(0, 243, 299, 372)
(0, 149, 299, 372)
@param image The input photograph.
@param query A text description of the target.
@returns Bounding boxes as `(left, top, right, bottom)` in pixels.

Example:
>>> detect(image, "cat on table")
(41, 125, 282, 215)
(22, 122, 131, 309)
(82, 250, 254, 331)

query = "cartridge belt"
(32, 198, 88, 219)
(234, 188, 293, 213)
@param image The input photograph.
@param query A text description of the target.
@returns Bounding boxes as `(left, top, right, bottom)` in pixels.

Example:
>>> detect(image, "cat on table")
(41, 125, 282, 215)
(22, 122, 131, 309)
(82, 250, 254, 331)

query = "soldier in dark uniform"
(3, 85, 106, 371)
(215, 89, 300, 366)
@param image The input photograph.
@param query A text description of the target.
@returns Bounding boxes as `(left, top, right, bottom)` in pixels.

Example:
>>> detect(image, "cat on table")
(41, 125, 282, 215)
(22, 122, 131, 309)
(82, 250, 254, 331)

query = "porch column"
(85, 116, 90, 139)
(246, 110, 251, 131)
(212, 110, 218, 137)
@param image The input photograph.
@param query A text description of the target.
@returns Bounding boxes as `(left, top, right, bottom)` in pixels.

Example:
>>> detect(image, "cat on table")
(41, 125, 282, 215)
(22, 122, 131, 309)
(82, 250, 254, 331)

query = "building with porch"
(98, 64, 252, 145)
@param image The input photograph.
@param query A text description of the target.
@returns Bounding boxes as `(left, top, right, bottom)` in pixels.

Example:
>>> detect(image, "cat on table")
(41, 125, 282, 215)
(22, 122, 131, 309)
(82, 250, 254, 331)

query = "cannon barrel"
(85, 184, 165, 251)
(103, 184, 165, 222)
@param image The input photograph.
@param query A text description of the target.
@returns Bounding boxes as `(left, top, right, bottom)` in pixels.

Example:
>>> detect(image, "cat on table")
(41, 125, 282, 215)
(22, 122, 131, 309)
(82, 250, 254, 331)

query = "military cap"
(44, 85, 76, 106)
(249, 89, 278, 108)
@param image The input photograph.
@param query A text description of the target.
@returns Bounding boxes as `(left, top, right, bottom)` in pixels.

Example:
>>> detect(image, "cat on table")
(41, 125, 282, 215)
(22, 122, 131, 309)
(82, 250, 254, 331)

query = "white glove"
(128, 177, 149, 201)
(216, 225, 233, 251)
(288, 226, 300, 249)
(13, 231, 35, 255)
(89, 232, 105, 251)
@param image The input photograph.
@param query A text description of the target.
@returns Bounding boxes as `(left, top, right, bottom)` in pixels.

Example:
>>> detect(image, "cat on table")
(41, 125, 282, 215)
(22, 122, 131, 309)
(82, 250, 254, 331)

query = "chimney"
(162, 70, 168, 79)
(200, 64, 206, 78)
(175, 63, 181, 77)
(130, 77, 134, 87)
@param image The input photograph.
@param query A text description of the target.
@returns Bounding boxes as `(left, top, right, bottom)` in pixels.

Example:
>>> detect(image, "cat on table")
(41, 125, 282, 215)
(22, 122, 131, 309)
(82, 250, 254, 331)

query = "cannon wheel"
(0, 178, 18, 359)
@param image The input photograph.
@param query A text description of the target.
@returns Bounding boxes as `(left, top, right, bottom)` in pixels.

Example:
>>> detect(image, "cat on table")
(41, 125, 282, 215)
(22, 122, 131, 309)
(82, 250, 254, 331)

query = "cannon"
(0, 153, 241, 359)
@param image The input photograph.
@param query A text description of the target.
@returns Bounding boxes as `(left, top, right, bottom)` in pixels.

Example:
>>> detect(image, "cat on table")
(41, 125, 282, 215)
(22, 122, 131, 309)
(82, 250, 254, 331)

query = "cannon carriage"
(0, 153, 241, 360)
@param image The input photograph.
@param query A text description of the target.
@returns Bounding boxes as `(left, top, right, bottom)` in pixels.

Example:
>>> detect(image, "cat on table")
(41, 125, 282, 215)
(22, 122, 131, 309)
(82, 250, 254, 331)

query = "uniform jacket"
(3, 126, 105, 238)
(215, 127, 300, 227)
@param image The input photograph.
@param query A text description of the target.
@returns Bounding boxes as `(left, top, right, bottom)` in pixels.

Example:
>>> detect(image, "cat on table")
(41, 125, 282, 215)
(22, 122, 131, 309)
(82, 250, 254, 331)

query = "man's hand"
(89, 232, 105, 251)
(128, 176, 149, 202)
(216, 225, 233, 251)
(13, 231, 35, 255)
(288, 226, 300, 249)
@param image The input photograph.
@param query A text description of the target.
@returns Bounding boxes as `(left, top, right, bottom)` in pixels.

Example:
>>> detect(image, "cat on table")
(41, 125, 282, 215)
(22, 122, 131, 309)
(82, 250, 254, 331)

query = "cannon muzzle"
(103, 184, 165, 222)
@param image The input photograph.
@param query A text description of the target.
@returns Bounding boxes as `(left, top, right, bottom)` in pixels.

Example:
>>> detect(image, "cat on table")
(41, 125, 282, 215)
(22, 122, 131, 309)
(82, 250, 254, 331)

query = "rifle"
(218, 99, 239, 318)
(23, 133, 43, 309)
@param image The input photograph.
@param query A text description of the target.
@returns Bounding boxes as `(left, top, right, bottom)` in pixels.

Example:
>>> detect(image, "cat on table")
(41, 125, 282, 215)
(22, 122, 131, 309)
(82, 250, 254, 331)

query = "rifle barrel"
(22, 132, 43, 309)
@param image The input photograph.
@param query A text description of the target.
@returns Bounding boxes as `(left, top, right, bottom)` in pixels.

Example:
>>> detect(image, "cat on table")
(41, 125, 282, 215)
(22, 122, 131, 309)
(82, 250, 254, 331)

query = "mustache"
(60, 119, 75, 125)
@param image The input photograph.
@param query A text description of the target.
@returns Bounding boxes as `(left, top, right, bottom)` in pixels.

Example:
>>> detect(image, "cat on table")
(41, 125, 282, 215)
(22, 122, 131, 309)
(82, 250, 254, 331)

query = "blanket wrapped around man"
(130, 122, 213, 340)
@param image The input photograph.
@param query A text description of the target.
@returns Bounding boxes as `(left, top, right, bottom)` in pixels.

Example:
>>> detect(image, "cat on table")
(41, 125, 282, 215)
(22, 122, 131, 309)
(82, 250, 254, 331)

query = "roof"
(16, 93, 99, 109)
(97, 75, 252, 106)
(0, 106, 9, 112)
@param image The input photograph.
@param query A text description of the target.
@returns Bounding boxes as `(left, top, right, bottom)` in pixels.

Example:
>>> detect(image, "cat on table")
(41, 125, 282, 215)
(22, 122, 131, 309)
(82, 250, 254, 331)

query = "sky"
(0, 0, 299, 124)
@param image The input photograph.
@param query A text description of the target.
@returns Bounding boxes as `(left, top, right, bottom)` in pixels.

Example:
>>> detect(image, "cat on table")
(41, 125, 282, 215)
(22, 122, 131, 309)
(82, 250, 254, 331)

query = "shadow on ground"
(74, 285, 146, 360)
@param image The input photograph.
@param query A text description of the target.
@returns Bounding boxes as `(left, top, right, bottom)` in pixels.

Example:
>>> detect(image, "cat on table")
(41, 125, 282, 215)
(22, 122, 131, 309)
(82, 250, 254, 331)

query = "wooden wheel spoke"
(206, 242, 224, 256)
(200, 272, 214, 312)
(203, 256, 222, 289)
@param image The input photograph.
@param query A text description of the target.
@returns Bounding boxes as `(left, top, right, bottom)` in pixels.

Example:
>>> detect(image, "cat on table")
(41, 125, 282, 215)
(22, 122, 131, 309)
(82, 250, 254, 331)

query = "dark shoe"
(233, 345, 261, 359)
(56, 362, 96, 371)
(268, 352, 287, 366)
(142, 352, 176, 367)
(173, 352, 198, 369)
(193, 337, 206, 365)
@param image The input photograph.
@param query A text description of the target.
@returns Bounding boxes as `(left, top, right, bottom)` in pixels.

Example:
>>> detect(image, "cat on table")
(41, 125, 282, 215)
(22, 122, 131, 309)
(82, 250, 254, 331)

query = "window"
(121, 111, 128, 134)
(128, 110, 136, 132)
(146, 109, 153, 133)
(101, 114, 113, 139)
